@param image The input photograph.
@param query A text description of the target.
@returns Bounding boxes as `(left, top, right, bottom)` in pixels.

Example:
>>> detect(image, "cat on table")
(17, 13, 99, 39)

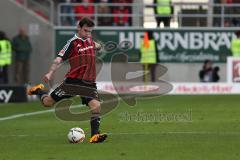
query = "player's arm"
(47, 57, 63, 75)
(43, 57, 63, 83)
(43, 39, 72, 83)
(94, 41, 102, 51)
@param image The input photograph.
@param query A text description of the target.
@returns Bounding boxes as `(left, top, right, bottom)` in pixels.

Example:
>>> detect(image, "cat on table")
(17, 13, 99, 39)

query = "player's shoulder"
(67, 34, 79, 44)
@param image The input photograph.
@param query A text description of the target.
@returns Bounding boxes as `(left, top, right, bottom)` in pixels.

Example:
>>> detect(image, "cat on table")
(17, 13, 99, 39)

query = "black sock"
(35, 89, 48, 99)
(90, 114, 100, 137)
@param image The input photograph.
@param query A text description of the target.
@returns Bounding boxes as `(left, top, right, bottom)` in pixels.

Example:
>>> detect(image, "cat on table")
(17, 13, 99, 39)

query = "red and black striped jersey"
(57, 34, 96, 82)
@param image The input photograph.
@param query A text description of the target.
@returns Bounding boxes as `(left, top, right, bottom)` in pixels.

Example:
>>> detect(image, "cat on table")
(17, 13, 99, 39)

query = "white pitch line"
(110, 131, 240, 135)
(0, 109, 54, 121)
(0, 104, 83, 122)
(0, 97, 122, 122)
(1, 131, 240, 138)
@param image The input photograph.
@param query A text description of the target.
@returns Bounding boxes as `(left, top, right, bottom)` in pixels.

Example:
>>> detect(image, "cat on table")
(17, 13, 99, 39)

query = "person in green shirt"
(231, 31, 240, 57)
(154, 0, 172, 27)
(12, 27, 32, 85)
(140, 30, 158, 82)
(0, 31, 12, 84)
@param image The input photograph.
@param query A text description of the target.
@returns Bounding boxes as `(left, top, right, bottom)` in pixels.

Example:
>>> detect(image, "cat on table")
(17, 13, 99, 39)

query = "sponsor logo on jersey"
(78, 46, 94, 53)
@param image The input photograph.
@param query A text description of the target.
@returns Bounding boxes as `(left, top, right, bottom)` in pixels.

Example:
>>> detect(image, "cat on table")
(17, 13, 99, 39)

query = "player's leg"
(27, 84, 56, 107)
(41, 96, 56, 107)
(149, 64, 157, 82)
(155, 17, 161, 27)
(163, 17, 170, 27)
(88, 99, 101, 136)
(83, 98, 107, 143)
(15, 60, 22, 84)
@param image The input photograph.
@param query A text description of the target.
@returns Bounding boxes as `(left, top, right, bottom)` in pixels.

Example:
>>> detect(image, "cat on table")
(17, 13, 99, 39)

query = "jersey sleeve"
(57, 40, 73, 61)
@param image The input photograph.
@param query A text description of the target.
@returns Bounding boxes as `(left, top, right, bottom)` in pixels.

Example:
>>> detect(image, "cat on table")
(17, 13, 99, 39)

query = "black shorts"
(50, 78, 100, 105)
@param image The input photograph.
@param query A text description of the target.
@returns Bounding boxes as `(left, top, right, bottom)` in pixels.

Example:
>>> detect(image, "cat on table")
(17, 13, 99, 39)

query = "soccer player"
(27, 17, 107, 143)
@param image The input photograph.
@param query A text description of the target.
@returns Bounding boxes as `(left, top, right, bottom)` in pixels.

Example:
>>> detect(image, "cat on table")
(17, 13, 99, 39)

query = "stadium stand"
(1, 0, 240, 85)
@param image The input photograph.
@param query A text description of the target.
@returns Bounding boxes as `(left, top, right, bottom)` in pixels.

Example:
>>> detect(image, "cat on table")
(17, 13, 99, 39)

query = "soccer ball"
(67, 127, 85, 143)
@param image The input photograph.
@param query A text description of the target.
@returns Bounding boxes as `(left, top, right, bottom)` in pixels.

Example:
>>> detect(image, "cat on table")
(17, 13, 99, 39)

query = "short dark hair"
(236, 31, 240, 37)
(0, 31, 6, 40)
(78, 17, 95, 28)
(146, 30, 154, 39)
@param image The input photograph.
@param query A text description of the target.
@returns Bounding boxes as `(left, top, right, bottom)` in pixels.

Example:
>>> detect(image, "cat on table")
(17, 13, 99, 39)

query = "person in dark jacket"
(199, 59, 220, 82)
(212, 66, 220, 82)
(12, 27, 32, 85)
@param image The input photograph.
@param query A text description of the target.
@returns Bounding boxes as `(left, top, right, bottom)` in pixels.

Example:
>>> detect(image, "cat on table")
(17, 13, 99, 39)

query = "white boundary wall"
(97, 82, 240, 95)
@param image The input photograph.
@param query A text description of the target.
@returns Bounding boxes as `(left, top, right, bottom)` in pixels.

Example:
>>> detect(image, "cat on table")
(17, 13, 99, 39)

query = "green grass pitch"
(0, 95, 240, 160)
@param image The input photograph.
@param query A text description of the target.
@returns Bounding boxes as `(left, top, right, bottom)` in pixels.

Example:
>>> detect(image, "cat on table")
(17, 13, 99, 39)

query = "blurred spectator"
(213, 0, 222, 26)
(12, 28, 32, 85)
(225, 0, 235, 26)
(231, 31, 240, 57)
(199, 60, 213, 82)
(140, 31, 158, 82)
(231, 0, 240, 26)
(112, 0, 131, 26)
(74, 0, 95, 21)
(212, 66, 220, 82)
(217, 0, 240, 27)
(154, 0, 172, 27)
(60, 0, 75, 26)
(0, 31, 12, 84)
(199, 59, 220, 82)
(97, 0, 112, 26)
